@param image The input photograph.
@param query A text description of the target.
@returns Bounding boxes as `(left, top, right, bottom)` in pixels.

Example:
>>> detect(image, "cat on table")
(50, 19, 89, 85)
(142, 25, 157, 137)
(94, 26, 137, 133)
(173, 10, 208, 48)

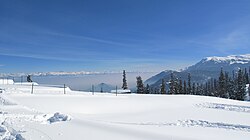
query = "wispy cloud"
(187, 26, 250, 55)
(45, 31, 131, 47)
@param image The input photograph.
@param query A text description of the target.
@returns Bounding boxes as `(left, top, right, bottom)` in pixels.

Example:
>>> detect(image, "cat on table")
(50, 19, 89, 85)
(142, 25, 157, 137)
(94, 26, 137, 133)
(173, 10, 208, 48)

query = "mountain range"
(145, 54, 250, 88)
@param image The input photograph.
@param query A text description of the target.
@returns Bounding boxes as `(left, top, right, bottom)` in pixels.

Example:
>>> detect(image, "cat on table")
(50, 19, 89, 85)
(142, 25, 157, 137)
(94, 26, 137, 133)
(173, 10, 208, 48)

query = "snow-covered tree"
(122, 70, 128, 89)
(160, 79, 166, 94)
(187, 73, 191, 94)
(236, 69, 246, 101)
(136, 76, 144, 94)
(192, 83, 196, 95)
(218, 68, 226, 98)
(244, 68, 249, 84)
(183, 80, 187, 94)
(169, 73, 175, 94)
(145, 84, 150, 94)
(179, 80, 183, 94)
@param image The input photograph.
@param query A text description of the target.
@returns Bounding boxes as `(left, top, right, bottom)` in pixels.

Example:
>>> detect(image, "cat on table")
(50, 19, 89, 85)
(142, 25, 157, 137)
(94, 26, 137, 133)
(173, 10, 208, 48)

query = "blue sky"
(1, 0, 250, 73)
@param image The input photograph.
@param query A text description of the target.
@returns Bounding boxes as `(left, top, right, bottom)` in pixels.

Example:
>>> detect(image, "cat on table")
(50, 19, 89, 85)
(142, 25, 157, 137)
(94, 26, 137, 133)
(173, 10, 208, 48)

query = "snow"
(204, 54, 250, 64)
(0, 83, 250, 140)
(110, 89, 131, 93)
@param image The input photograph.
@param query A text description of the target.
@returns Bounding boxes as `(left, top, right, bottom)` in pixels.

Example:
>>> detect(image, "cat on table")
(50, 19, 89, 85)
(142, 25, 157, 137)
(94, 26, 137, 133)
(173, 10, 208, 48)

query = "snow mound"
(46, 113, 71, 124)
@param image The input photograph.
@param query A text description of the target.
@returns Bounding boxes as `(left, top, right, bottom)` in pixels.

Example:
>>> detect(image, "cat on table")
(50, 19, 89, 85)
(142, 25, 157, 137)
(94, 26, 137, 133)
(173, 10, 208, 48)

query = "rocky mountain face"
(145, 54, 250, 88)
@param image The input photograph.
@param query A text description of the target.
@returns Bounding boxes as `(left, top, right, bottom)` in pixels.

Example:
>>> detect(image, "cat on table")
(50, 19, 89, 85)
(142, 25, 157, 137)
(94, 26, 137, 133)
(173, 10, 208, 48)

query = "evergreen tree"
(210, 79, 214, 96)
(236, 69, 246, 101)
(224, 72, 230, 98)
(207, 80, 212, 96)
(204, 82, 208, 96)
(145, 84, 150, 94)
(183, 80, 187, 94)
(196, 83, 200, 95)
(218, 68, 226, 98)
(248, 85, 250, 100)
(160, 79, 167, 94)
(200, 84, 204, 95)
(179, 80, 183, 94)
(187, 73, 191, 94)
(244, 68, 249, 84)
(213, 79, 218, 97)
(228, 77, 236, 99)
(192, 83, 196, 95)
(122, 70, 128, 89)
(154, 88, 159, 94)
(136, 76, 144, 94)
(169, 73, 175, 94)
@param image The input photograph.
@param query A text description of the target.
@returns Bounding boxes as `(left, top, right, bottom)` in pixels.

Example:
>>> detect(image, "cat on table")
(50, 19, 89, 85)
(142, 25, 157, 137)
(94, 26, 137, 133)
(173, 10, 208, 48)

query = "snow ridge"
(203, 54, 250, 65)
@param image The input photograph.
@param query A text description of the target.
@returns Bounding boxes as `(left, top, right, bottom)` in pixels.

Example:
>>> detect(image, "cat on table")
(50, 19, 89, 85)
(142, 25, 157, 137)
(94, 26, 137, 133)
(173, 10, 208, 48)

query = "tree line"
(136, 68, 250, 101)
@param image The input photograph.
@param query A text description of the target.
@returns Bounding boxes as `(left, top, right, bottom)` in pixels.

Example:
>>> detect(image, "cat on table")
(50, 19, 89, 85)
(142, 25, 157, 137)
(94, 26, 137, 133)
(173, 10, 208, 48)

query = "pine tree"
(210, 78, 214, 96)
(224, 72, 230, 98)
(136, 76, 144, 94)
(160, 79, 166, 94)
(200, 84, 204, 95)
(236, 69, 246, 101)
(192, 83, 196, 95)
(213, 79, 218, 97)
(218, 68, 226, 98)
(122, 70, 128, 89)
(183, 80, 187, 94)
(187, 73, 191, 94)
(248, 85, 250, 100)
(228, 77, 236, 99)
(196, 83, 200, 95)
(169, 73, 175, 94)
(179, 80, 183, 94)
(145, 84, 150, 94)
(154, 88, 159, 94)
(207, 80, 212, 96)
(204, 82, 208, 96)
(244, 68, 249, 84)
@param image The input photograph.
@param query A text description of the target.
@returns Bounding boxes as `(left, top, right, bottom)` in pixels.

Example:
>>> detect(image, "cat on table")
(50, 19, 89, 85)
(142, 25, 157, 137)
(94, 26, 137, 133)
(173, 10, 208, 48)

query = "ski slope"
(0, 84, 250, 140)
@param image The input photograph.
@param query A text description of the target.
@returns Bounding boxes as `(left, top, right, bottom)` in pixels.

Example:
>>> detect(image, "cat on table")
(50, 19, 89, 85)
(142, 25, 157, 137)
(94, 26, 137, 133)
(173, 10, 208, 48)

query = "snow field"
(0, 84, 250, 140)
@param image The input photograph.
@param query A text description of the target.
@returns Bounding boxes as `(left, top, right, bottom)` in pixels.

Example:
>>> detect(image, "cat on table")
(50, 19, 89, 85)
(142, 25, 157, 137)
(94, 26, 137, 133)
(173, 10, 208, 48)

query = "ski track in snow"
(107, 120, 250, 132)
(196, 102, 250, 113)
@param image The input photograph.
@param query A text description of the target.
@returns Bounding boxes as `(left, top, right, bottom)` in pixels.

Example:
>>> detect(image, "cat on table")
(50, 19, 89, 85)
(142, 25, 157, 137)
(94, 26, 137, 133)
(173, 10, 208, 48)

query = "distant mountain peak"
(146, 54, 250, 88)
(202, 54, 250, 65)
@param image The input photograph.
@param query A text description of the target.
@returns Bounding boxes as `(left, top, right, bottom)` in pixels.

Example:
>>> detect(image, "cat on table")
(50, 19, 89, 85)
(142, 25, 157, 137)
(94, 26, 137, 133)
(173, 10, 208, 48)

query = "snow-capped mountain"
(187, 54, 250, 72)
(0, 71, 115, 77)
(145, 54, 250, 88)
(203, 54, 250, 64)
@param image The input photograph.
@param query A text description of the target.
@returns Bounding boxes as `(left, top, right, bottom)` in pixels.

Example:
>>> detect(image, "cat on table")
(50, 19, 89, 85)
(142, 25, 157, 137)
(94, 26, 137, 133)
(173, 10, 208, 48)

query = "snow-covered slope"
(0, 84, 250, 140)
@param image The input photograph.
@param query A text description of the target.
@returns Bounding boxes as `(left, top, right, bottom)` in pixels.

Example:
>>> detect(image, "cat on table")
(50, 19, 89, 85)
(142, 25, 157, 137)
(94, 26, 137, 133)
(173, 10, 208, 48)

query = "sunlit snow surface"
(0, 84, 250, 140)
